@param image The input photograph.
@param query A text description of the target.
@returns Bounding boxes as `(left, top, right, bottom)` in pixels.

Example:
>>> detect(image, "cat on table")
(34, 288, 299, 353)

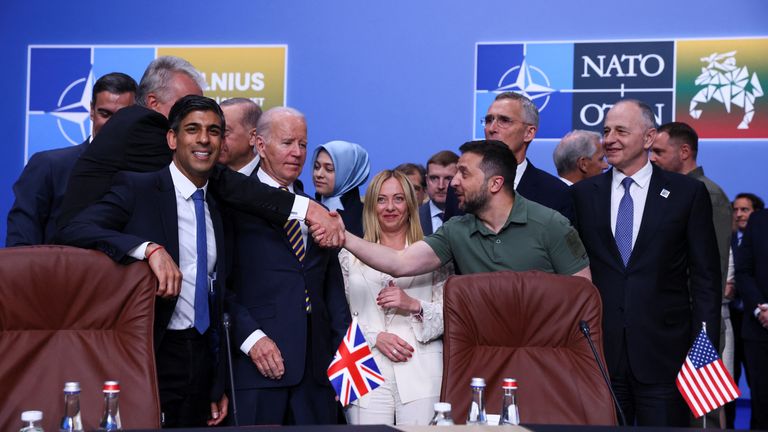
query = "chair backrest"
(441, 270, 616, 425)
(0, 245, 161, 431)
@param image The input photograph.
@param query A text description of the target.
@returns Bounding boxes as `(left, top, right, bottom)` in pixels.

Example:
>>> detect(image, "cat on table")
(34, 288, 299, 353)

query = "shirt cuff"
(291, 195, 310, 221)
(240, 330, 267, 355)
(755, 305, 765, 318)
(128, 242, 151, 260)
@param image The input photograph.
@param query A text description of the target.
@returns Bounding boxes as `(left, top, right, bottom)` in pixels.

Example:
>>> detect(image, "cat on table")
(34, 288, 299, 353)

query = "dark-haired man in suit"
(226, 106, 350, 425)
(571, 99, 721, 426)
(735, 208, 768, 429)
(6, 72, 137, 246)
(59, 95, 230, 427)
(419, 150, 458, 235)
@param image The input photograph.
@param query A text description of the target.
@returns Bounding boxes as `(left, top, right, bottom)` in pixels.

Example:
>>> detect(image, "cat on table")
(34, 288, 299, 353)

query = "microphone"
(222, 313, 239, 426)
(578, 320, 627, 426)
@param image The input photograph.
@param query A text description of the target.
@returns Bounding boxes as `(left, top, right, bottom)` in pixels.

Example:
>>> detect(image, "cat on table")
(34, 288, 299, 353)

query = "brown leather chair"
(0, 245, 161, 431)
(441, 270, 616, 425)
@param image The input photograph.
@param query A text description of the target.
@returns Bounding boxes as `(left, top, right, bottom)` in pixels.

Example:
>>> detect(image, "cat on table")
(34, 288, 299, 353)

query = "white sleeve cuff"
(128, 242, 151, 260)
(240, 330, 267, 355)
(291, 195, 310, 221)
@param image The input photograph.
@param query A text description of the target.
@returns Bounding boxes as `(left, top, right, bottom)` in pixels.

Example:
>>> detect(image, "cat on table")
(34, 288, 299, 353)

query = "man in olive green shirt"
(344, 140, 591, 279)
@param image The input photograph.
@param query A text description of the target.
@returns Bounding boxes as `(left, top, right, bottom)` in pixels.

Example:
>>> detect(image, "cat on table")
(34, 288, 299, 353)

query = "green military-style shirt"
(423, 195, 588, 275)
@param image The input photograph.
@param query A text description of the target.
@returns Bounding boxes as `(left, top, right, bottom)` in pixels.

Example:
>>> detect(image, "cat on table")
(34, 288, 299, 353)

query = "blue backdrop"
(1, 0, 767, 243)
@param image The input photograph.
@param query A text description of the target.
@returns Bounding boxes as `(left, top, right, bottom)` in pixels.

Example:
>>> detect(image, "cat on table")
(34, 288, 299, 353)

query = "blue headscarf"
(312, 140, 370, 211)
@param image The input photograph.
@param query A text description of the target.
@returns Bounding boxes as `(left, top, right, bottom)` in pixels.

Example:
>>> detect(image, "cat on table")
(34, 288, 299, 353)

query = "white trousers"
(345, 376, 438, 425)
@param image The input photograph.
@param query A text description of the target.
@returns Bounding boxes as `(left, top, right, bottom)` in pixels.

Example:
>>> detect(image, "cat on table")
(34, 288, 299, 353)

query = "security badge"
(660, 189, 670, 198)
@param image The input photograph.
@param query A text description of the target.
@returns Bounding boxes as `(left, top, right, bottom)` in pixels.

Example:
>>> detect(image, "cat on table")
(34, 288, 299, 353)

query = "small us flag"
(676, 327, 740, 417)
(327, 317, 385, 406)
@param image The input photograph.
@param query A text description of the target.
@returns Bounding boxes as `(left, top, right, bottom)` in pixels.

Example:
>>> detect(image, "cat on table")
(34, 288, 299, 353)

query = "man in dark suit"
(226, 106, 350, 425)
(6, 72, 137, 246)
(571, 99, 721, 426)
(419, 150, 458, 235)
(735, 209, 768, 429)
(58, 95, 230, 427)
(57, 56, 344, 247)
(444, 92, 574, 223)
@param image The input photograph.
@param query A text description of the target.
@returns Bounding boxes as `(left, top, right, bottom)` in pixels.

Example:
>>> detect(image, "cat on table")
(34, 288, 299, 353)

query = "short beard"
(459, 188, 489, 215)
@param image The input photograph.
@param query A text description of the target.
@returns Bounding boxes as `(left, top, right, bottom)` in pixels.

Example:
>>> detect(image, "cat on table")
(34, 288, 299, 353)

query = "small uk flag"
(327, 317, 385, 406)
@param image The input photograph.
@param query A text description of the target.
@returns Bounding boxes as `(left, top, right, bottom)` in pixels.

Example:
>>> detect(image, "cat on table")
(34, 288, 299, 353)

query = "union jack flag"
(327, 317, 384, 406)
(676, 327, 740, 418)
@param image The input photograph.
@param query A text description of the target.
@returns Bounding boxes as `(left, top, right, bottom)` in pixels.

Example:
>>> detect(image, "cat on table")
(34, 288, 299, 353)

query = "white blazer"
(339, 248, 451, 405)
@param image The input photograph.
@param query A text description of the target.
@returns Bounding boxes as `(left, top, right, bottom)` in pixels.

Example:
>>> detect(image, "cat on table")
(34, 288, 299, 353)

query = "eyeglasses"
(480, 114, 529, 129)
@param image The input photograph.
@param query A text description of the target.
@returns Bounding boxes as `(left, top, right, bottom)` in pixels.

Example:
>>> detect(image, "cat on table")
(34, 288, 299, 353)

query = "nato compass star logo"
(50, 71, 93, 145)
(495, 59, 555, 111)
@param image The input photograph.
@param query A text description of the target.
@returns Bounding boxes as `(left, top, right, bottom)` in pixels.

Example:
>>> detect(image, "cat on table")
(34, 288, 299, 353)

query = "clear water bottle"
(466, 377, 487, 424)
(98, 381, 121, 431)
(60, 382, 83, 431)
(499, 378, 520, 425)
(428, 402, 455, 425)
(19, 410, 44, 432)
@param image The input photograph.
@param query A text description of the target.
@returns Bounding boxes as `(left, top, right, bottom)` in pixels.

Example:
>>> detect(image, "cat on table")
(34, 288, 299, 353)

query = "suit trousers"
(744, 339, 768, 429)
(611, 332, 689, 426)
(234, 316, 338, 425)
(156, 329, 213, 427)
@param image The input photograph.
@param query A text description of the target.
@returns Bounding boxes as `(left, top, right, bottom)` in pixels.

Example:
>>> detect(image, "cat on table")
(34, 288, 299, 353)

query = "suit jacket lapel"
(594, 171, 624, 271)
(157, 168, 180, 262)
(631, 165, 669, 265)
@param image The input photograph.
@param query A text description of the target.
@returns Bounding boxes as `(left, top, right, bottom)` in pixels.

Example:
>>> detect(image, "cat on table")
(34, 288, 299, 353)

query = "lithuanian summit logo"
(26, 45, 287, 162)
(475, 37, 767, 140)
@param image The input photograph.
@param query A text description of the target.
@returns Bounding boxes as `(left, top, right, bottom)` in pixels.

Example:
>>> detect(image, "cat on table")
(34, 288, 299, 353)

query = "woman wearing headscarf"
(312, 140, 370, 237)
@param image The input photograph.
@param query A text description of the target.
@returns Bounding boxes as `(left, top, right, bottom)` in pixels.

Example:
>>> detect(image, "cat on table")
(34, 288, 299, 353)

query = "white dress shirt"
(240, 168, 309, 354)
(514, 158, 528, 190)
(428, 200, 444, 232)
(129, 162, 217, 330)
(610, 159, 653, 249)
(237, 154, 260, 176)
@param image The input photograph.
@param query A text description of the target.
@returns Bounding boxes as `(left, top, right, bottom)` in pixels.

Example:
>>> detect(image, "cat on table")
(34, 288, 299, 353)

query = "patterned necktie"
(615, 177, 634, 267)
(191, 189, 210, 334)
(280, 187, 311, 313)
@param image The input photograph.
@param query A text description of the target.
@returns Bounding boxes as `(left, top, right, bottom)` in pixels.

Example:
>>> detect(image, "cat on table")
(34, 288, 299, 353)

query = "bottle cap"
(63, 382, 81, 392)
(470, 377, 486, 387)
(434, 402, 452, 412)
(502, 378, 518, 389)
(103, 380, 120, 393)
(21, 411, 43, 422)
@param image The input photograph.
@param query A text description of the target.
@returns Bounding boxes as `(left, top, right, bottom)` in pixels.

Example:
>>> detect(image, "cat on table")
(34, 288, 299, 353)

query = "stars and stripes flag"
(327, 317, 385, 406)
(676, 327, 740, 418)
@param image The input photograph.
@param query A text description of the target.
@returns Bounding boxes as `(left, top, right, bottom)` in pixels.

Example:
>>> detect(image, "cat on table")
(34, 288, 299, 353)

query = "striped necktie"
(280, 187, 311, 313)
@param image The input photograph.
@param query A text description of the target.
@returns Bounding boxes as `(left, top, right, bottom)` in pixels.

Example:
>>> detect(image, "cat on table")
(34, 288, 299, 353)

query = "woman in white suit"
(340, 169, 452, 425)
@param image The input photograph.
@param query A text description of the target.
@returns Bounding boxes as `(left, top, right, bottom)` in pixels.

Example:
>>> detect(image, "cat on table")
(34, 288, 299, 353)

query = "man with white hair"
(552, 130, 608, 185)
(226, 107, 350, 425)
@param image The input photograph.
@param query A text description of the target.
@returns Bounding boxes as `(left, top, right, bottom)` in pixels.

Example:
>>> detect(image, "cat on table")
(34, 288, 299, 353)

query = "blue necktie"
(615, 177, 634, 267)
(192, 189, 210, 334)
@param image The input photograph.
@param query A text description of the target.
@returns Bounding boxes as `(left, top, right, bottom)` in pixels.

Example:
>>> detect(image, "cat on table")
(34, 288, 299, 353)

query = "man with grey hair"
(553, 130, 608, 185)
(58, 56, 344, 242)
(226, 106, 350, 425)
(219, 98, 262, 172)
(571, 99, 721, 426)
(445, 91, 574, 222)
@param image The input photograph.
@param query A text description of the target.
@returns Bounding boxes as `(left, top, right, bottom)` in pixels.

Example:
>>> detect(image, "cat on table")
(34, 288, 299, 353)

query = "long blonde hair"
(362, 170, 424, 244)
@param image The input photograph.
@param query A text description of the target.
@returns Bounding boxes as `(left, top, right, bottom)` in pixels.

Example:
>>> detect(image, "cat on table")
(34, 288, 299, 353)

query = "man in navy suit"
(735, 209, 768, 429)
(58, 95, 230, 427)
(444, 92, 573, 224)
(419, 150, 458, 235)
(6, 72, 137, 246)
(226, 107, 350, 425)
(571, 100, 721, 426)
(57, 56, 345, 247)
